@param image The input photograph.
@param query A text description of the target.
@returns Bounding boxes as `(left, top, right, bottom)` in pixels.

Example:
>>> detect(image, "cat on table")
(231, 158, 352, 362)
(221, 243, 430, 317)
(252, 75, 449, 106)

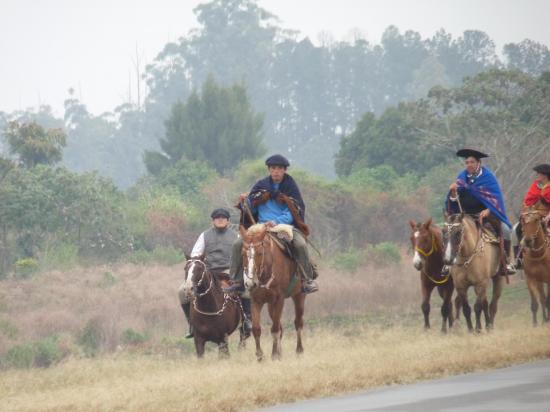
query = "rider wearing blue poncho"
(446, 149, 516, 275)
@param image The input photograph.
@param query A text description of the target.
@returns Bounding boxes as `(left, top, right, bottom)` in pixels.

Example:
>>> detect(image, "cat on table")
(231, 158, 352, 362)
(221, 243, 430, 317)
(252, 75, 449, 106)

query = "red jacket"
(524, 180, 550, 207)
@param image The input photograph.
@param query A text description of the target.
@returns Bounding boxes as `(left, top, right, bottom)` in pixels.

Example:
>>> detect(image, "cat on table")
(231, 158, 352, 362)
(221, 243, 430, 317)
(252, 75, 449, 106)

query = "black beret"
(265, 154, 290, 167)
(210, 208, 230, 219)
(456, 149, 489, 160)
(533, 164, 550, 177)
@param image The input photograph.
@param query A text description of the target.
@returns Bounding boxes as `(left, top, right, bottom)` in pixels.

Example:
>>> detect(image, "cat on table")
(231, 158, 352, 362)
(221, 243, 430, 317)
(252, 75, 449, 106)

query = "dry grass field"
(1, 261, 549, 411)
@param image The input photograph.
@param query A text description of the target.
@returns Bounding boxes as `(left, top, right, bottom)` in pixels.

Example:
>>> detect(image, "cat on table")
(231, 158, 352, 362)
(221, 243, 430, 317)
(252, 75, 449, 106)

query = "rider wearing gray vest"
(178, 208, 252, 338)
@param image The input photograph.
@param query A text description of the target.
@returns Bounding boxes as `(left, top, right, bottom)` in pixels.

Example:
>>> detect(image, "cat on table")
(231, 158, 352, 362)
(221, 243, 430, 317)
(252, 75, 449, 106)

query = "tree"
(4, 121, 66, 168)
(145, 76, 265, 175)
(504, 39, 550, 76)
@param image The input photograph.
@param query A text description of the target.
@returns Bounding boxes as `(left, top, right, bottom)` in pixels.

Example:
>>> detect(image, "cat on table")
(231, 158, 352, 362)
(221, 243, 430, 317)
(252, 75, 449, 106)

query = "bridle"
(186, 258, 239, 316)
(445, 215, 484, 268)
(243, 236, 275, 288)
(521, 210, 549, 255)
(415, 232, 438, 257)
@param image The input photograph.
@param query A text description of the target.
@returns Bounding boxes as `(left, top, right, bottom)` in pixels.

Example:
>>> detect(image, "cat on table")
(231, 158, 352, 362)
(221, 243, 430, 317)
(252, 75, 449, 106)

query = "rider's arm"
(190, 232, 205, 258)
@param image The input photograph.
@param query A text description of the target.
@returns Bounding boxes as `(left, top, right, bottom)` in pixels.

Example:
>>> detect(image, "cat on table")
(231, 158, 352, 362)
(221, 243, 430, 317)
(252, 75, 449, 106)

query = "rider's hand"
(239, 193, 248, 202)
(543, 214, 550, 226)
(264, 221, 276, 228)
(479, 209, 490, 220)
(449, 182, 458, 193)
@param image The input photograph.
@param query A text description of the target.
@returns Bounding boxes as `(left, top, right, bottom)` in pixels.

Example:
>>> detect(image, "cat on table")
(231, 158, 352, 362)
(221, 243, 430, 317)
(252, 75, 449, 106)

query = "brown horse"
(409, 218, 456, 332)
(180, 258, 245, 358)
(520, 205, 550, 325)
(444, 214, 503, 332)
(240, 224, 306, 361)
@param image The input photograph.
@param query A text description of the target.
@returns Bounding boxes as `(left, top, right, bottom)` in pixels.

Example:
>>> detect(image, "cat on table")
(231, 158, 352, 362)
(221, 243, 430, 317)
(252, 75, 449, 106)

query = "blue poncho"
(446, 166, 511, 228)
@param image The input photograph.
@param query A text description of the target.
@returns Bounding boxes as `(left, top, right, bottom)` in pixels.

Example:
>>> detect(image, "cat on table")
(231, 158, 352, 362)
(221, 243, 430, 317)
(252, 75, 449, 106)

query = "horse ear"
(239, 224, 250, 242)
(409, 220, 417, 230)
(184, 252, 191, 261)
(424, 217, 432, 229)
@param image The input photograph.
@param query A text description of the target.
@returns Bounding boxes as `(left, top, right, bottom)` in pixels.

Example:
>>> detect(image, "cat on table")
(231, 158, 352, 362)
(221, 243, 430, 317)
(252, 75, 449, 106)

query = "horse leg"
(269, 298, 284, 361)
(437, 285, 451, 333)
(473, 284, 489, 332)
(421, 281, 433, 330)
(194, 335, 206, 358)
(458, 288, 473, 332)
(544, 284, 550, 322)
(454, 294, 462, 323)
(218, 334, 230, 359)
(489, 275, 503, 328)
(292, 293, 305, 355)
(251, 300, 263, 362)
(526, 276, 540, 326)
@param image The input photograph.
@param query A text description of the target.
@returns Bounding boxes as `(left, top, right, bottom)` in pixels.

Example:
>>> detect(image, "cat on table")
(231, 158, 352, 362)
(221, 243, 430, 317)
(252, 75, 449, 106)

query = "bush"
(99, 271, 117, 288)
(41, 242, 79, 271)
(365, 242, 401, 266)
(121, 328, 148, 345)
(78, 319, 103, 357)
(127, 246, 185, 266)
(4, 343, 34, 369)
(14, 258, 39, 279)
(3, 335, 66, 369)
(331, 249, 365, 273)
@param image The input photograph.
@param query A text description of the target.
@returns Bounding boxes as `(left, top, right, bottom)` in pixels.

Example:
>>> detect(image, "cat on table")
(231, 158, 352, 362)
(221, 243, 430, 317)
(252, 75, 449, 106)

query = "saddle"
(267, 224, 295, 260)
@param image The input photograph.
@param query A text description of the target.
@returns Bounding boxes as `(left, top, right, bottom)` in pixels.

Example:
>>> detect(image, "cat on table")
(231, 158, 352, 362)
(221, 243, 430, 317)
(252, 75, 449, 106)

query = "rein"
(187, 259, 238, 317)
(521, 210, 550, 259)
(415, 230, 450, 285)
(445, 216, 484, 268)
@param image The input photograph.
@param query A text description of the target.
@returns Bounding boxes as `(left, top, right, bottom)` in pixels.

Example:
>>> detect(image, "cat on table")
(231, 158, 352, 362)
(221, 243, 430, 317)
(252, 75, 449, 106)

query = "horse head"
(240, 223, 272, 290)
(443, 213, 464, 265)
(182, 257, 208, 298)
(521, 207, 545, 250)
(409, 218, 436, 271)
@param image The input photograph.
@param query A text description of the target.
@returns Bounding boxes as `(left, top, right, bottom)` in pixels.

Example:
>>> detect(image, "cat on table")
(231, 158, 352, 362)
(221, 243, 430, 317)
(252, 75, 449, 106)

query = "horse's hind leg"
(544, 284, 550, 322)
(252, 300, 264, 362)
(489, 275, 503, 328)
(437, 285, 452, 333)
(292, 293, 305, 354)
(421, 281, 434, 330)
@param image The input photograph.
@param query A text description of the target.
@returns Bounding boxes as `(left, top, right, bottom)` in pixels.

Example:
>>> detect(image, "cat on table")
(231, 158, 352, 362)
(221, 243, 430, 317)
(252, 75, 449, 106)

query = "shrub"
(3, 335, 66, 369)
(4, 343, 34, 369)
(127, 246, 185, 266)
(331, 249, 365, 273)
(14, 258, 39, 279)
(365, 242, 401, 266)
(41, 242, 79, 271)
(99, 271, 117, 288)
(121, 328, 148, 345)
(78, 319, 103, 357)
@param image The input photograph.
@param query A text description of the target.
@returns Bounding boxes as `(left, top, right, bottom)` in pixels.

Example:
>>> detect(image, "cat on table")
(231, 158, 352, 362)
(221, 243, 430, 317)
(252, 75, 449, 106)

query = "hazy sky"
(1, 0, 549, 116)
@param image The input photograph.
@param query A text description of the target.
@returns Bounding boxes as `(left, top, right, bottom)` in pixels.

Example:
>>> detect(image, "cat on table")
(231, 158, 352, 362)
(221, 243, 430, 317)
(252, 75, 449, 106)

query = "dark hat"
(456, 149, 489, 160)
(210, 208, 230, 219)
(265, 154, 290, 167)
(533, 164, 550, 177)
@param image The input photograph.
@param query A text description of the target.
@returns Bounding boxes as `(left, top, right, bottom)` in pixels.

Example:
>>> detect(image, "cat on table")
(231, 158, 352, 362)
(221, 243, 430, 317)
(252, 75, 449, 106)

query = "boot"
(513, 246, 523, 270)
(181, 303, 194, 339)
(240, 298, 252, 336)
(503, 239, 516, 275)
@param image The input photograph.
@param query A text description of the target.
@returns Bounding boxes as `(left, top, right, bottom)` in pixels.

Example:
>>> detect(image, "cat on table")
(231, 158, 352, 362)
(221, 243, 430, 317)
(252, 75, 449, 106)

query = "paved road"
(261, 359, 550, 412)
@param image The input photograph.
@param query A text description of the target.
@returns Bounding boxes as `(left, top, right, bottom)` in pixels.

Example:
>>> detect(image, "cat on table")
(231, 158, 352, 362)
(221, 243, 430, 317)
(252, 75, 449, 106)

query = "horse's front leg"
(218, 334, 230, 359)
(269, 297, 284, 361)
(251, 299, 263, 362)
(421, 279, 434, 330)
(194, 335, 206, 358)
(489, 275, 503, 328)
(473, 283, 488, 333)
(292, 292, 305, 355)
(457, 287, 473, 332)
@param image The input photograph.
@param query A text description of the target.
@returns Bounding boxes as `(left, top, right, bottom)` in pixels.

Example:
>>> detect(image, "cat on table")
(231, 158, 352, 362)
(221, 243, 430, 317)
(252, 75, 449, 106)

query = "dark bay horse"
(181, 258, 245, 357)
(444, 214, 503, 332)
(520, 205, 550, 325)
(240, 224, 306, 361)
(409, 218, 455, 332)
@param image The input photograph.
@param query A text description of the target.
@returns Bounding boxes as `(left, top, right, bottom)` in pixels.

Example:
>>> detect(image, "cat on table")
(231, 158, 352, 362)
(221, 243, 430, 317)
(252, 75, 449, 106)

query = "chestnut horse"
(240, 224, 306, 361)
(409, 218, 455, 332)
(444, 214, 503, 332)
(520, 204, 550, 325)
(181, 258, 245, 358)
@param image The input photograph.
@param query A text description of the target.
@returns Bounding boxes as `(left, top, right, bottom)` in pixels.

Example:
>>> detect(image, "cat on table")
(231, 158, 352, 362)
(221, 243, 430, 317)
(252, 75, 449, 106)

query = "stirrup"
(301, 279, 319, 294)
(505, 263, 517, 275)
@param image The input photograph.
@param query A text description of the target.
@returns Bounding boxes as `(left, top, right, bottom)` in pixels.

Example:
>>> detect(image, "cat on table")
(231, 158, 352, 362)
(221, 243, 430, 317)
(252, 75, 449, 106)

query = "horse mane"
(247, 223, 267, 236)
